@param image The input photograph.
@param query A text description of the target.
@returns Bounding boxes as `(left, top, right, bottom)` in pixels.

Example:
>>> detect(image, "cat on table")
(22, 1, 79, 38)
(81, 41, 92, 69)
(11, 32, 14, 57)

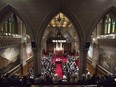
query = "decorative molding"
(0, 38, 21, 47)
(98, 39, 116, 47)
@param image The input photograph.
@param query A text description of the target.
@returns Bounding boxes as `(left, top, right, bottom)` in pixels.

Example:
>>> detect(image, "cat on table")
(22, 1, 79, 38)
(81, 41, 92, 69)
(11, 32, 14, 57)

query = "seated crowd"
(40, 54, 80, 83)
(0, 71, 116, 87)
(0, 53, 116, 87)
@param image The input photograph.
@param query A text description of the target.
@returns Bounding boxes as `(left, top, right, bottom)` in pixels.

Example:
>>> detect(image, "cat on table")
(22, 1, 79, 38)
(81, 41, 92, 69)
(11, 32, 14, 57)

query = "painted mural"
(98, 48, 116, 74)
(0, 46, 20, 75)
(26, 43, 33, 60)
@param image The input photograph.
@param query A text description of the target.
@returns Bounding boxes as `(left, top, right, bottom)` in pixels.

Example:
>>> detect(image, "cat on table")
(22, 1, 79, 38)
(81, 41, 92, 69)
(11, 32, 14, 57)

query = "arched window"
(13, 14, 18, 34)
(9, 16, 12, 33)
(104, 17, 108, 34)
(0, 13, 18, 36)
(103, 14, 116, 34)
(112, 19, 115, 33)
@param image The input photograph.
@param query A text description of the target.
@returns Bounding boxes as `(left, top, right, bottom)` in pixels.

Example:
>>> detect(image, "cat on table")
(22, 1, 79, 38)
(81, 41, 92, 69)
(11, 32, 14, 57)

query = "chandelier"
(52, 13, 66, 43)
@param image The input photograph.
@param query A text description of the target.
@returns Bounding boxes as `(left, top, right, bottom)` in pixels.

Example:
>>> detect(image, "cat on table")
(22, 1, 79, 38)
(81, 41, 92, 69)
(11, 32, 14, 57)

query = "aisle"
(55, 63, 63, 78)
(52, 56, 66, 78)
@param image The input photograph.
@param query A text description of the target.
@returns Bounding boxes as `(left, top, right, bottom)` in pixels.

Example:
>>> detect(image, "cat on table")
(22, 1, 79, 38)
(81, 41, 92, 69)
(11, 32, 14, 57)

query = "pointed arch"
(47, 31, 55, 38)
(0, 5, 34, 40)
(63, 31, 72, 38)
(63, 31, 72, 44)
(37, 6, 84, 50)
(87, 6, 116, 41)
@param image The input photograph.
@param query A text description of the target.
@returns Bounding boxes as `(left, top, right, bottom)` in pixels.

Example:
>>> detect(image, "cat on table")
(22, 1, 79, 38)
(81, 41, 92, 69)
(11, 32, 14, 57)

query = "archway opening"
(41, 12, 80, 82)
(87, 13, 116, 76)
(0, 12, 33, 76)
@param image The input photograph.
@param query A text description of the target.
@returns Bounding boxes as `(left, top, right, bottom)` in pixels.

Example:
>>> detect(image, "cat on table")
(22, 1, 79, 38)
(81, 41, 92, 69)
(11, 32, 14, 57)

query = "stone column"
(92, 44, 99, 67)
(20, 42, 27, 75)
(32, 44, 38, 77)
(79, 48, 88, 78)
(32, 41, 42, 77)
(18, 19, 27, 75)
(37, 48, 42, 75)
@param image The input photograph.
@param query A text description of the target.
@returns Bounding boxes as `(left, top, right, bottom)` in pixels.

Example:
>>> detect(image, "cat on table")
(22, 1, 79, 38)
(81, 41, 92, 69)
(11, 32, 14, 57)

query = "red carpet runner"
(52, 56, 66, 78)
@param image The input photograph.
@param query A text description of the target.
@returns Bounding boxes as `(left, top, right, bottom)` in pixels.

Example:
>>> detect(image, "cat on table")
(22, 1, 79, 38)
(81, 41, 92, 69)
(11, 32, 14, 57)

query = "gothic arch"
(0, 5, 34, 40)
(46, 31, 55, 43)
(47, 31, 55, 39)
(87, 6, 116, 41)
(63, 31, 72, 38)
(37, 6, 84, 50)
(63, 31, 72, 42)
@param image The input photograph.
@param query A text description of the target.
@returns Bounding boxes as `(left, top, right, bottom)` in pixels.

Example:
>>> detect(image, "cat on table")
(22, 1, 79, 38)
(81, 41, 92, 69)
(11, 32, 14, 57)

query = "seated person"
(52, 74, 59, 83)
(56, 58, 62, 62)
(62, 75, 68, 83)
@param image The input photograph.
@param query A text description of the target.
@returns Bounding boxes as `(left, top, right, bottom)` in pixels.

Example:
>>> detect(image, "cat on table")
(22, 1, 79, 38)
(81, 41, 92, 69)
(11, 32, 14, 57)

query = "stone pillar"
(79, 48, 88, 78)
(19, 20, 27, 75)
(32, 45, 38, 77)
(37, 48, 42, 75)
(20, 42, 27, 75)
(32, 41, 42, 77)
(92, 44, 99, 67)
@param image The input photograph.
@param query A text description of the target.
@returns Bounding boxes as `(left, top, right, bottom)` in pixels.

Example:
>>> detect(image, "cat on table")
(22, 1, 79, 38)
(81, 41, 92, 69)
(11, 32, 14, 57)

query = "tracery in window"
(103, 14, 116, 34)
(112, 20, 115, 33)
(107, 18, 111, 33)
(0, 13, 17, 37)
(104, 19, 108, 34)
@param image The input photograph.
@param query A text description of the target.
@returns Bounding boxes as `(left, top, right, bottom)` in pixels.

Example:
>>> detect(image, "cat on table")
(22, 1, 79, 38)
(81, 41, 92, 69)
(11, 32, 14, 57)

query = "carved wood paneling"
(0, 38, 21, 47)
(98, 39, 116, 47)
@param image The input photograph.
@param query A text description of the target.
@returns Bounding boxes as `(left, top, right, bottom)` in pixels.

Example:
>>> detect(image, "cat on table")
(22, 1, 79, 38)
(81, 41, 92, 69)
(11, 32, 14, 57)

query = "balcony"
(98, 39, 116, 47)
(0, 38, 21, 47)
(92, 34, 116, 47)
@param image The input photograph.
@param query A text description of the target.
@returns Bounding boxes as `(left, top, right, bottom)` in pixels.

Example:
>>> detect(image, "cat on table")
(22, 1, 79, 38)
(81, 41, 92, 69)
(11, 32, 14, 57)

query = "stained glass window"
(112, 20, 115, 33)
(5, 20, 8, 32)
(0, 14, 17, 36)
(105, 20, 108, 34)
(103, 14, 116, 34)
(9, 17, 12, 33)
(107, 18, 111, 33)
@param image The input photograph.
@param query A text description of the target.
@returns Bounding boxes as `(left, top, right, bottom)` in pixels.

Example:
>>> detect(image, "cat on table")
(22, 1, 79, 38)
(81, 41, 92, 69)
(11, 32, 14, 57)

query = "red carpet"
(55, 63, 63, 78)
(52, 56, 66, 78)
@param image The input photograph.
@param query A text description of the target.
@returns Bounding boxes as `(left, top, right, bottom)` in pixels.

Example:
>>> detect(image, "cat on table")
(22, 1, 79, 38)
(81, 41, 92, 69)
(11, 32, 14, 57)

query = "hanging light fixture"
(52, 13, 66, 43)
(52, 28, 66, 43)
